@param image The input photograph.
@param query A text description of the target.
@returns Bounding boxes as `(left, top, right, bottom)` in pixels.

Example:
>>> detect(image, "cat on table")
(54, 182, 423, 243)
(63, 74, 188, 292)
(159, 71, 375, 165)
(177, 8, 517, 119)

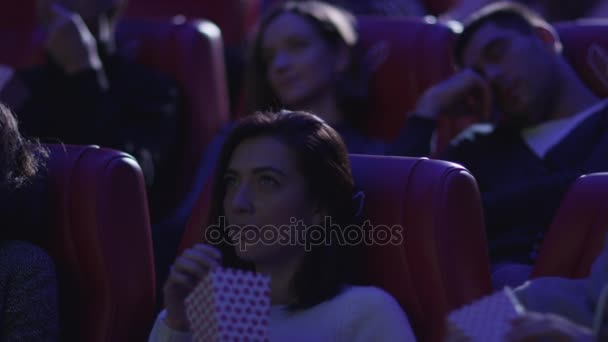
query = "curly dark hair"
(0, 103, 47, 190)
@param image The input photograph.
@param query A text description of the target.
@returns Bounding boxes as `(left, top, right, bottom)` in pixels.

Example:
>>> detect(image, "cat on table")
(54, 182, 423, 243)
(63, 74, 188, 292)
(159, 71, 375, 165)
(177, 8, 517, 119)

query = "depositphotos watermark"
(205, 217, 404, 252)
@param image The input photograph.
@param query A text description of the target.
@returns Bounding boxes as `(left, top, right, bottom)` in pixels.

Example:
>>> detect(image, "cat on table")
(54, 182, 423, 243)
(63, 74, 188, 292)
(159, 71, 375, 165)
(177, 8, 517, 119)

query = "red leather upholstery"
(178, 154, 492, 341)
(531, 173, 608, 279)
(357, 17, 472, 155)
(358, 17, 457, 141)
(423, 0, 459, 16)
(349, 154, 491, 341)
(124, 0, 261, 46)
(0, 0, 38, 66)
(115, 19, 231, 210)
(0, 0, 36, 29)
(42, 144, 155, 341)
(555, 20, 608, 98)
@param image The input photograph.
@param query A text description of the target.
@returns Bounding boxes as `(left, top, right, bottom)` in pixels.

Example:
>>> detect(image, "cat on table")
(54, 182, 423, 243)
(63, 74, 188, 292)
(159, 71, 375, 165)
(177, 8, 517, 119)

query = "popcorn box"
(448, 287, 525, 341)
(185, 267, 271, 342)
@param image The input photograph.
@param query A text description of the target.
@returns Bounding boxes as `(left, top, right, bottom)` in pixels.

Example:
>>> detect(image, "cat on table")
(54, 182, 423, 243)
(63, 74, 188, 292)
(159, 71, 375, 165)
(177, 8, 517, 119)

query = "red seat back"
(423, 0, 459, 16)
(124, 0, 261, 46)
(357, 17, 476, 155)
(555, 20, 608, 98)
(178, 154, 492, 341)
(531, 173, 608, 279)
(349, 154, 491, 341)
(358, 17, 457, 140)
(42, 144, 155, 341)
(0, 0, 41, 68)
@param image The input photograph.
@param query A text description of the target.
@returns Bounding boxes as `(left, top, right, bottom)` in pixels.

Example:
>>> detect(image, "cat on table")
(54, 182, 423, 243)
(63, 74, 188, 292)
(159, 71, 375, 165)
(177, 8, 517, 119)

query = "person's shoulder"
(0, 241, 54, 273)
(335, 285, 402, 311)
(333, 124, 387, 155)
(334, 286, 416, 340)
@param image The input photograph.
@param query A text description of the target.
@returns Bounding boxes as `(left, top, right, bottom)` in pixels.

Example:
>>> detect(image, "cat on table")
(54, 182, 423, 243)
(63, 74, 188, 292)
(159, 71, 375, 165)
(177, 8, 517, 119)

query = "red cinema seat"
(531, 173, 608, 279)
(0, 0, 40, 68)
(423, 0, 460, 16)
(357, 17, 475, 155)
(41, 144, 155, 341)
(358, 17, 456, 140)
(177, 154, 492, 341)
(115, 19, 231, 214)
(0, 0, 36, 29)
(124, 0, 261, 46)
(348, 154, 492, 341)
(555, 20, 608, 98)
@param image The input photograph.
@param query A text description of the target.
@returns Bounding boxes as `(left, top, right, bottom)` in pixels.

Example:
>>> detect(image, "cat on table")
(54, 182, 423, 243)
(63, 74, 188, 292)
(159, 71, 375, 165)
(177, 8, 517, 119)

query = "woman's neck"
(293, 93, 344, 126)
(255, 252, 304, 306)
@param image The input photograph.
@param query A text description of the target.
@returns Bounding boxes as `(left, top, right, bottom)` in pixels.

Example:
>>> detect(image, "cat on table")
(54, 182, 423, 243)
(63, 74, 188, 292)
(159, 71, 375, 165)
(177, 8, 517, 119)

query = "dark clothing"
(0, 171, 50, 245)
(335, 116, 435, 156)
(0, 161, 58, 340)
(12, 49, 181, 200)
(0, 240, 59, 341)
(438, 104, 608, 265)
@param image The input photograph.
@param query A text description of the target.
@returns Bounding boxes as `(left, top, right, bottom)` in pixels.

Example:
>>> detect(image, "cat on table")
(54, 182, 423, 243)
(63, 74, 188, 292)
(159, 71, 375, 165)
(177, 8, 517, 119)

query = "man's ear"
(535, 26, 562, 53)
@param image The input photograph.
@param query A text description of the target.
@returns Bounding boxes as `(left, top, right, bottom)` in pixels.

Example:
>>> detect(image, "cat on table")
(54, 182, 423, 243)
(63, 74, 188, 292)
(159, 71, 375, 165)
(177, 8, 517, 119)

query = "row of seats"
(0, 0, 460, 42)
(1, 6, 607, 341)
(3, 16, 607, 221)
(47, 143, 608, 341)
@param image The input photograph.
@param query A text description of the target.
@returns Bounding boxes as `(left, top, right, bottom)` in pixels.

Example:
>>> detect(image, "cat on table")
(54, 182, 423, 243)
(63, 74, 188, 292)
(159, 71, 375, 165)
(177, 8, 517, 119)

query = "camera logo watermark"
(205, 216, 404, 252)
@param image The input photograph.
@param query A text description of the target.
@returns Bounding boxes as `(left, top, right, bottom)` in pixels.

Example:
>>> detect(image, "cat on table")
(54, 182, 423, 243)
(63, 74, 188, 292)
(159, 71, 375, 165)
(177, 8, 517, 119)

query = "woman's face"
(223, 135, 321, 264)
(261, 12, 348, 109)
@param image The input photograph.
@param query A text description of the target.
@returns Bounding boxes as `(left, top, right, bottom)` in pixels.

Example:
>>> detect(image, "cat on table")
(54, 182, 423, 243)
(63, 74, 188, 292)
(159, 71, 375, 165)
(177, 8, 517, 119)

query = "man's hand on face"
(414, 68, 492, 120)
(43, 3, 103, 74)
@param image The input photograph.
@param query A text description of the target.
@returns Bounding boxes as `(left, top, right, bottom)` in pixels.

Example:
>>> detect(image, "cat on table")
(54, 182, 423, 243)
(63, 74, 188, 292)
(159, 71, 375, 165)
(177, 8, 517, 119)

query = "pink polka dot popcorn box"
(185, 267, 271, 342)
(447, 287, 525, 341)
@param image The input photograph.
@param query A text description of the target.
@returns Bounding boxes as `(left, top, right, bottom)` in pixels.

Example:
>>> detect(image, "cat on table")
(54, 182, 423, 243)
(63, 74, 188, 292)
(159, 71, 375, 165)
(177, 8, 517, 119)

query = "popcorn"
(448, 287, 525, 341)
(185, 267, 271, 342)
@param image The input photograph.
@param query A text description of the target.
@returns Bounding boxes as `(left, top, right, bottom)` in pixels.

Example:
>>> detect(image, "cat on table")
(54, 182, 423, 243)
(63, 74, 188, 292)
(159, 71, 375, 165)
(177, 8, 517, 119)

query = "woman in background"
(247, 1, 434, 156)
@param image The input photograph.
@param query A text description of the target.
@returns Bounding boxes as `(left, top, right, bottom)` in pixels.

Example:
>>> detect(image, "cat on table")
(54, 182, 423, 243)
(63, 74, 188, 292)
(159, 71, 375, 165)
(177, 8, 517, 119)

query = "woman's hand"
(163, 244, 222, 331)
(505, 312, 595, 342)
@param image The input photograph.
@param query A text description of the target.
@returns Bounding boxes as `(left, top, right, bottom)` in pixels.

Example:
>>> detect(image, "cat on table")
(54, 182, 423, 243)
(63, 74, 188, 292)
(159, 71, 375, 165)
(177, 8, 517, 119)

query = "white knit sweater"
(149, 285, 416, 341)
